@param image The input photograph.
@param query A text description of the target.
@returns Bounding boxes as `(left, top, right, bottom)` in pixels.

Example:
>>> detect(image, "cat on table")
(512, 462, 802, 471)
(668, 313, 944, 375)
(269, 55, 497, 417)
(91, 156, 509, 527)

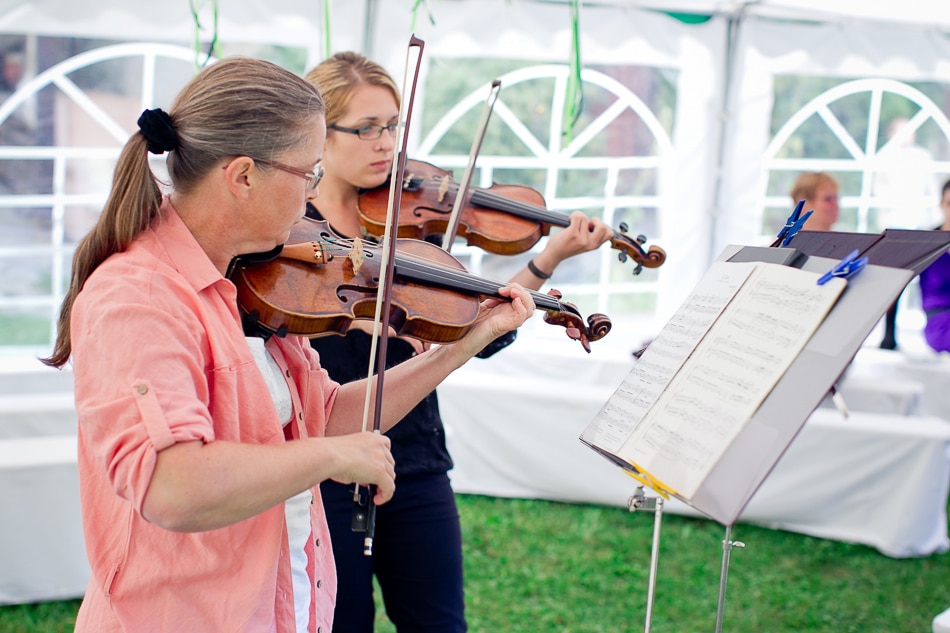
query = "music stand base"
(627, 485, 664, 633)
(715, 524, 745, 633)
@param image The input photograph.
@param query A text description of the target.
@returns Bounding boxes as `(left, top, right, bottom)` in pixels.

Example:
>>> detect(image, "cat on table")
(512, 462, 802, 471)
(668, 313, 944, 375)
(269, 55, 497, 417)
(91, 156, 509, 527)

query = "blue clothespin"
(776, 199, 814, 247)
(817, 249, 868, 285)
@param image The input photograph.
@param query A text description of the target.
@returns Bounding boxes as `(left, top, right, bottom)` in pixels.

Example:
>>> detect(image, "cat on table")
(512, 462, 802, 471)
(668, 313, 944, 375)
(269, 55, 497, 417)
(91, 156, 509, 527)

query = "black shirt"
(304, 203, 515, 476)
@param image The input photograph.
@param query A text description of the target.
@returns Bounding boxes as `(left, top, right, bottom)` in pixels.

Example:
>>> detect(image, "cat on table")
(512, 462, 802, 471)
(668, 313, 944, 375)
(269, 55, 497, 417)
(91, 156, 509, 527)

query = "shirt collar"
(155, 197, 227, 293)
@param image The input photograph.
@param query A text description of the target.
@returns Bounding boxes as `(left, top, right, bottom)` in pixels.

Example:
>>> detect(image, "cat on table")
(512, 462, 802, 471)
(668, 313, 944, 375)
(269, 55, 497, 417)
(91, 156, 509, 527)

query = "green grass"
(0, 312, 51, 346)
(2, 494, 947, 632)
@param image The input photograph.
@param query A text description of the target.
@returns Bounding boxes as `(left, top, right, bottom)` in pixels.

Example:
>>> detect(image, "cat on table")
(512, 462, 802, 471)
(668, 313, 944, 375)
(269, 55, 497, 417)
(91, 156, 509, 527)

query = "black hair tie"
(137, 108, 180, 155)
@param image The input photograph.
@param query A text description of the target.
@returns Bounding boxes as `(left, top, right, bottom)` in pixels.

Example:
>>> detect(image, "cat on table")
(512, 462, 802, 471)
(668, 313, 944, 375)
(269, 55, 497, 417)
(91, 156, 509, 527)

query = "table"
(438, 344, 950, 558)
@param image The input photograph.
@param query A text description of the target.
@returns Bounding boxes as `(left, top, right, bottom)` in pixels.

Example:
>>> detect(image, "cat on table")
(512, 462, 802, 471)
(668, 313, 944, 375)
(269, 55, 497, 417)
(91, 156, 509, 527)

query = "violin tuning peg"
(633, 262, 643, 276)
(619, 221, 629, 233)
(636, 234, 647, 245)
(618, 250, 628, 263)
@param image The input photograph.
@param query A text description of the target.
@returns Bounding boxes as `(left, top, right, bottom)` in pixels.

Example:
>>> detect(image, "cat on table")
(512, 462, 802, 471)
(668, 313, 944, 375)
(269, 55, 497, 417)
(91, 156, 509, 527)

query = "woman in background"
(305, 51, 612, 632)
(790, 171, 840, 231)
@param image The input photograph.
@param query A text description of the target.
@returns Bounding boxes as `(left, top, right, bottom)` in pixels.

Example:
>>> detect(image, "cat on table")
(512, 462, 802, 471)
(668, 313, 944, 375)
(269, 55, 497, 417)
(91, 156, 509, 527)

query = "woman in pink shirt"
(41, 56, 533, 633)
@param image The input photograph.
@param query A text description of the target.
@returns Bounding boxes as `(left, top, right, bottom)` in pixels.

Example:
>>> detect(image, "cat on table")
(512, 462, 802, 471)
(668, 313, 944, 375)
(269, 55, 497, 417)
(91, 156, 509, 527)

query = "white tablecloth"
(0, 435, 88, 605)
(2, 342, 949, 606)
(439, 344, 950, 558)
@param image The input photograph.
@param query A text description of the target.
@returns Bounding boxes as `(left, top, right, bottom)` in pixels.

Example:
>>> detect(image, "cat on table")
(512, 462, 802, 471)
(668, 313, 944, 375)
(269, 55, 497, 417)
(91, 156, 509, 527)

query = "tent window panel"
(64, 155, 114, 196)
(589, 63, 677, 139)
(150, 56, 203, 109)
(866, 207, 888, 233)
(556, 168, 607, 199)
(917, 118, 950, 162)
(835, 206, 859, 232)
(0, 157, 53, 197)
(420, 57, 547, 141)
(490, 77, 558, 149)
(607, 291, 657, 318)
(0, 306, 52, 346)
(574, 100, 666, 159)
(474, 251, 534, 288)
(67, 55, 143, 98)
(610, 258, 661, 285)
(547, 221, 607, 284)
(0, 253, 53, 298)
(2, 82, 57, 148)
(429, 106, 538, 157)
(832, 170, 862, 197)
(774, 113, 853, 160)
(616, 167, 658, 196)
(770, 75, 848, 137)
(490, 168, 546, 192)
(64, 203, 104, 246)
(0, 207, 52, 247)
(766, 169, 802, 198)
(761, 205, 791, 236)
(613, 205, 659, 248)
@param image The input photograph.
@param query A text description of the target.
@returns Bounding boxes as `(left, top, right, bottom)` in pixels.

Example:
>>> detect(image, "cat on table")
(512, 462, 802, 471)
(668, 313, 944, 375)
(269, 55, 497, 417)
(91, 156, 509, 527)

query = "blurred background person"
(917, 177, 950, 353)
(790, 171, 839, 231)
(874, 116, 939, 231)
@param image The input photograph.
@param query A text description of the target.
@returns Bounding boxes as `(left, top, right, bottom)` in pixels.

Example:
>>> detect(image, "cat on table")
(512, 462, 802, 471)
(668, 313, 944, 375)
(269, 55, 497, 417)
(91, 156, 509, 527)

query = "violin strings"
(317, 240, 570, 314)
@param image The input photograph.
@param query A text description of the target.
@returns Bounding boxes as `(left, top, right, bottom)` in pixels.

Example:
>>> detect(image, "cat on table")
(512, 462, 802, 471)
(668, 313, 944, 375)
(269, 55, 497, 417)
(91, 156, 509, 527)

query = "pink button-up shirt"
(71, 200, 339, 633)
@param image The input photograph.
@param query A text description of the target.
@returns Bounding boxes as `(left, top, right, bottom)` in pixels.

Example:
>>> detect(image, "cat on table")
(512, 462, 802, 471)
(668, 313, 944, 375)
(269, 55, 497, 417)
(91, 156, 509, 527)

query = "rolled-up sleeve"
(72, 278, 217, 515)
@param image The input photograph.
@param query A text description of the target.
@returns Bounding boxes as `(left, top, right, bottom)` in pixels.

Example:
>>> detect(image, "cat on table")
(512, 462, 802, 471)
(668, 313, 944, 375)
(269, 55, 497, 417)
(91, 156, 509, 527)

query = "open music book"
(580, 259, 847, 502)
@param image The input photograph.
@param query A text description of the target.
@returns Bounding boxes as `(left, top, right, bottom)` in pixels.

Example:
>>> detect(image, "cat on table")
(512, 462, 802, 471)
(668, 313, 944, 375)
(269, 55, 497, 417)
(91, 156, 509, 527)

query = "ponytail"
(41, 57, 324, 368)
(41, 131, 163, 368)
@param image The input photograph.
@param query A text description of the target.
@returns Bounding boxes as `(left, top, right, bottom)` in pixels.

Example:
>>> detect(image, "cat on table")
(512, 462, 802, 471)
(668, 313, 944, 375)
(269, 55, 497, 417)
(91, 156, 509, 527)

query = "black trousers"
(321, 472, 466, 633)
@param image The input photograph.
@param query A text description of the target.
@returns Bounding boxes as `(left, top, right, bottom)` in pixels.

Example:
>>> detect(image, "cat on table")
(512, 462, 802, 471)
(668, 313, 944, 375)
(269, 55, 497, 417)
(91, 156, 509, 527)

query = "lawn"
(2, 493, 946, 632)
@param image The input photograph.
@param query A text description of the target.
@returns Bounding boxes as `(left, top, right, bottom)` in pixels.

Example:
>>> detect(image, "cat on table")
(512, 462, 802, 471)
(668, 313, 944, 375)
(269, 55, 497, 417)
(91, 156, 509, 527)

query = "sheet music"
(581, 261, 757, 452)
(615, 263, 846, 497)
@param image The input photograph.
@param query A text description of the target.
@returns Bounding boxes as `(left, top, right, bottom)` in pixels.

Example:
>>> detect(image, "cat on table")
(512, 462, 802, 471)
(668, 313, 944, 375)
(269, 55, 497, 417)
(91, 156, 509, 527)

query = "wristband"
(527, 258, 552, 280)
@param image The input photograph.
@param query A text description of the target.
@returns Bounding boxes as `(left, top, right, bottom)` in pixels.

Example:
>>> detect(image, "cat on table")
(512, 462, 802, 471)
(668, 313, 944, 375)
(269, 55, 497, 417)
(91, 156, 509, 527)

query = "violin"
(231, 217, 612, 352)
(357, 159, 667, 274)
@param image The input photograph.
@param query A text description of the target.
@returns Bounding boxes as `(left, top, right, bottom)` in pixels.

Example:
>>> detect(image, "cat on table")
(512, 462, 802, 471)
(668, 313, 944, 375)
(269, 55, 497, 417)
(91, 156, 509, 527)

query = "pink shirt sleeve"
(72, 281, 217, 515)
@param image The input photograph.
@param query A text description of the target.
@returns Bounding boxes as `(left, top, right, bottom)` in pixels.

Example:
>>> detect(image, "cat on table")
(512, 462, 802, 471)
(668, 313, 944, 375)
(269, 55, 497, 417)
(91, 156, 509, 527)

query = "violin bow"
(353, 34, 426, 557)
(440, 79, 502, 252)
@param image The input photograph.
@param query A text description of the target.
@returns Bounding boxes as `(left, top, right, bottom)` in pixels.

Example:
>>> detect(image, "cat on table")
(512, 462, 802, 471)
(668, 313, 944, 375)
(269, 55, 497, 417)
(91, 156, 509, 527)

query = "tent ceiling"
(0, 0, 947, 46)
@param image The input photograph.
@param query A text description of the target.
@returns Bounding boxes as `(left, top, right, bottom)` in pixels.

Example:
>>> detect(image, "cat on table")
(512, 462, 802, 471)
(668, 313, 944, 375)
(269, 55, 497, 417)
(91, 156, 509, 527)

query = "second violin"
(357, 158, 667, 274)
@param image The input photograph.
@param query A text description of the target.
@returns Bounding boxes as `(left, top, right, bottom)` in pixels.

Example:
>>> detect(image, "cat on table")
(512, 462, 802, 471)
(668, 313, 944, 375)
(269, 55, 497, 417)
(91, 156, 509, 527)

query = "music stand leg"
(714, 525, 745, 633)
(628, 485, 664, 633)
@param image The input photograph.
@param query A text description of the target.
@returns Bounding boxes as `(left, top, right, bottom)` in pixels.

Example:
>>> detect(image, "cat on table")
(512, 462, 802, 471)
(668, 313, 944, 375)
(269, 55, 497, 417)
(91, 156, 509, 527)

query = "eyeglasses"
(253, 157, 324, 191)
(329, 122, 399, 140)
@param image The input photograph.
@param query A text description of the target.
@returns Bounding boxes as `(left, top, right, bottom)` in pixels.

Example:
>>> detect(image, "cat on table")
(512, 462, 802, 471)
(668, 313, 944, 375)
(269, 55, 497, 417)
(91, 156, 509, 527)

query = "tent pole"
(708, 8, 743, 265)
(362, 0, 378, 58)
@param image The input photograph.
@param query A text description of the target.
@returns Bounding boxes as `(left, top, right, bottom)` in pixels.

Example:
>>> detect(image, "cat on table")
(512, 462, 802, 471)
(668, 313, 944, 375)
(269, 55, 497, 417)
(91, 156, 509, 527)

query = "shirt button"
(137, 385, 148, 395)
(298, 412, 304, 420)
(316, 579, 322, 589)
(317, 628, 323, 633)
(315, 538, 321, 547)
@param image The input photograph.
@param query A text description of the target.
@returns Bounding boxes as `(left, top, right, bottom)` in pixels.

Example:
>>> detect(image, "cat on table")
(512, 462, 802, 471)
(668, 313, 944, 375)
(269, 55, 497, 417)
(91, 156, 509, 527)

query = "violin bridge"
(437, 175, 451, 203)
(348, 238, 366, 274)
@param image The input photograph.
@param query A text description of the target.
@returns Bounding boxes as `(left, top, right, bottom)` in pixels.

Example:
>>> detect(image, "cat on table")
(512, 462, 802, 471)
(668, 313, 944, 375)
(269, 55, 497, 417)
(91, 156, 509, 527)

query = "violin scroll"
(540, 289, 611, 353)
(612, 221, 666, 275)
(359, 158, 668, 273)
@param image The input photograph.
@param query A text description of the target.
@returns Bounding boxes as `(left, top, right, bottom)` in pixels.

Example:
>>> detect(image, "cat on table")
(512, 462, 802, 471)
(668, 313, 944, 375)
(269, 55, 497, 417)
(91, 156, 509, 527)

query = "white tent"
(3, 0, 950, 605)
(1, 0, 949, 347)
